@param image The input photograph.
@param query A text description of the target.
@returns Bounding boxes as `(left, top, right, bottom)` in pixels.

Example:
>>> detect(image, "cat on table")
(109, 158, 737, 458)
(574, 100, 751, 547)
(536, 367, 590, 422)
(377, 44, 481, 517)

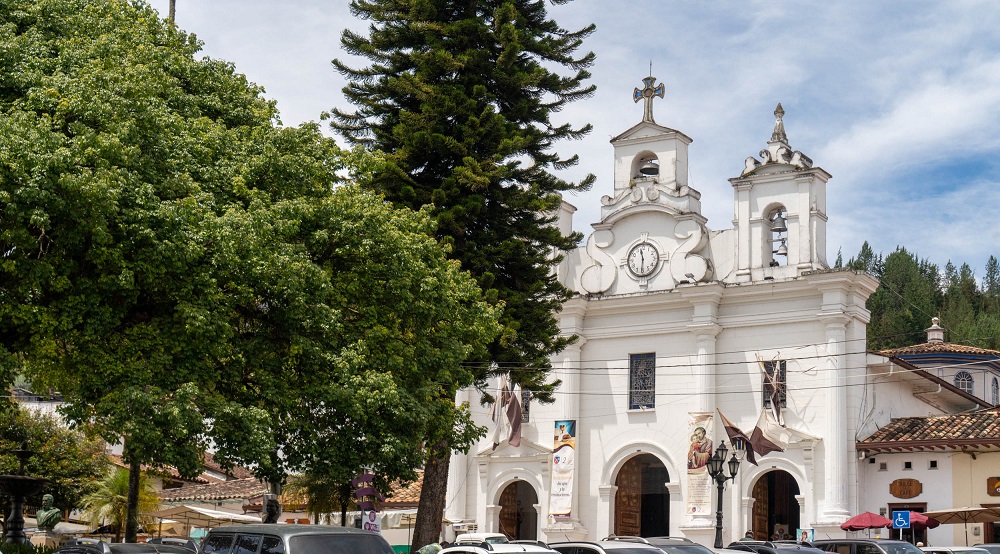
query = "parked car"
(440, 543, 558, 553)
(55, 539, 195, 554)
(729, 541, 825, 554)
(605, 536, 715, 554)
(454, 533, 510, 545)
(813, 539, 925, 554)
(973, 546, 1000, 554)
(919, 547, 990, 554)
(147, 538, 198, 552)
(199, 523, 393, 554)
(549, 539, 668, 554)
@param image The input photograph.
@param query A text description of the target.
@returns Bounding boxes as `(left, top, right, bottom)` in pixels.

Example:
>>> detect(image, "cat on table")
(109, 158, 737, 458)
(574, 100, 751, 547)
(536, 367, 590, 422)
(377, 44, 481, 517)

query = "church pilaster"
(818, 312, 851, 523)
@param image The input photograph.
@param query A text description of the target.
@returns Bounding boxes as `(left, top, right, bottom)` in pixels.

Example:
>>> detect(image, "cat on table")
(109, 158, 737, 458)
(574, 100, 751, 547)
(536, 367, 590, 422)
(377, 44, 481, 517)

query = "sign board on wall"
(889, 478, 922, 499)
(988, 477, 1000, 496)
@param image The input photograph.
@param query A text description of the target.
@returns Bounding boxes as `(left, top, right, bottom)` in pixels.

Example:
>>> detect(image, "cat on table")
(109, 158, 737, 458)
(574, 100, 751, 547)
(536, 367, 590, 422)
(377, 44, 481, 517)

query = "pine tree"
(331, 0, 596, 548)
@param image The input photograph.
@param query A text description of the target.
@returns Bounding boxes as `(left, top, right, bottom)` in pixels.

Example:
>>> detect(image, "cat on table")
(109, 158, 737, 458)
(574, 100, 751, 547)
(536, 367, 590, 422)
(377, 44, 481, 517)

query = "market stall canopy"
(922, 507, 1000, 525)
(151, 505, 261, 528)
(841, 511, 892, 531)
(921, 507, 1000, 545)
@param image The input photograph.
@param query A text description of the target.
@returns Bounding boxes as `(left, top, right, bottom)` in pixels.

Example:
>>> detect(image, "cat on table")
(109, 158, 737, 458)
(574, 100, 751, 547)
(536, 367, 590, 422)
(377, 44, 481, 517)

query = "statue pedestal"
(30, 530, 64, 548)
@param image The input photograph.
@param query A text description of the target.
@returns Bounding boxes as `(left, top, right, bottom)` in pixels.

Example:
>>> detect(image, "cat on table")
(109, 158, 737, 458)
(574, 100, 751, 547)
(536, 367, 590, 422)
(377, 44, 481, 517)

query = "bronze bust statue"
(36, 494, 61, 530)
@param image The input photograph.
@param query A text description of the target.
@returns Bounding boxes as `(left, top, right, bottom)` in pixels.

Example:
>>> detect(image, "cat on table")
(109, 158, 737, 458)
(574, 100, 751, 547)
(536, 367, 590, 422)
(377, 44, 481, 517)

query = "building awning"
(150, 505, 262, 528)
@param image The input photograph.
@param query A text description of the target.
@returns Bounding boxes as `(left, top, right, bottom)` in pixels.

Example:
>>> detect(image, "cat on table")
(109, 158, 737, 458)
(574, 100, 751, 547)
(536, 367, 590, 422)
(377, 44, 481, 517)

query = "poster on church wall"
(687, 412, 714, 516)
(548, 420, 577, 518)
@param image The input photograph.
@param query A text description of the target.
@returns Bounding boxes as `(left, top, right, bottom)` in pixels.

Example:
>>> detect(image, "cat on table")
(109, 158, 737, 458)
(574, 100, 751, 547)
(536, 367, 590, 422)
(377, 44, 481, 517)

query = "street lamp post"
(706, 440, 742, 549)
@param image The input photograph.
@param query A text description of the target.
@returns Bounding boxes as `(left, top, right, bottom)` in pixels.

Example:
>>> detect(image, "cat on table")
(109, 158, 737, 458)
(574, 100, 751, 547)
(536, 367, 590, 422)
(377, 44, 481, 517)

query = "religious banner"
(548, 420, 577, 518)
(687, 412, 714, 516)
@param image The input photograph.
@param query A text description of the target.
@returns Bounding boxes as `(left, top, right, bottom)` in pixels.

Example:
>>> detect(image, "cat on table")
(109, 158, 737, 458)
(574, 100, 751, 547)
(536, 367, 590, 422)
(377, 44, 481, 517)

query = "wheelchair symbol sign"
(892, 510, 910, 529)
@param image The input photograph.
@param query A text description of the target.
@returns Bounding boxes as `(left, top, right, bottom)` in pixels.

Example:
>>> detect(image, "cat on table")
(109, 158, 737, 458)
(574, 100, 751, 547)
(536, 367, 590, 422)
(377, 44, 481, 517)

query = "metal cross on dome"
(633, 76, 665, 123)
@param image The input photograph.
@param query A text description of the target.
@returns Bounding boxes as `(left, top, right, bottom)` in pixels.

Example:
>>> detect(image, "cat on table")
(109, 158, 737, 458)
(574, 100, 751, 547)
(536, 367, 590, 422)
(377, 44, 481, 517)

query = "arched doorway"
(614, 454, 670, 537)
(751, 470, 800, 540)
(498, 480, 538, 540)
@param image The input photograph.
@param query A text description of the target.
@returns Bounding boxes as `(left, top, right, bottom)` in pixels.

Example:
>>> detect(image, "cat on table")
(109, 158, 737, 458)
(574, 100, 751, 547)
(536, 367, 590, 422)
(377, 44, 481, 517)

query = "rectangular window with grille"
(629, 353, 656, 410)
(521, 389, 530, 423)
(762, 360, 787, 409)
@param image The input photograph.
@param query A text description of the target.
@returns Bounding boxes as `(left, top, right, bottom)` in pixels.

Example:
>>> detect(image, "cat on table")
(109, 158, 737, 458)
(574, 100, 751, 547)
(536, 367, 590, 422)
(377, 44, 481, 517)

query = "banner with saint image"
(548, 420, 577, 518)
(686, 412, 714, 516)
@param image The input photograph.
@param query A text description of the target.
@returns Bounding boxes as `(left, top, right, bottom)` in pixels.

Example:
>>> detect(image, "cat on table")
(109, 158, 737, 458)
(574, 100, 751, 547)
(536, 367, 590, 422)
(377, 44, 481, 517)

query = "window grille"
(954, 371, 974, 395)
(521, 389, 530, 423)
(762, 360, 787, 409)
(992, 377, 998, 405)
(629, 353, 656, 410)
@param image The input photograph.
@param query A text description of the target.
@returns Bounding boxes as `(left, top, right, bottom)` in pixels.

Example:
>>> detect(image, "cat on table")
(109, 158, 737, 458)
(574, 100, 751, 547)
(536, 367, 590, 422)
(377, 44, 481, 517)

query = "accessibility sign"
(892, 510, 910, 529)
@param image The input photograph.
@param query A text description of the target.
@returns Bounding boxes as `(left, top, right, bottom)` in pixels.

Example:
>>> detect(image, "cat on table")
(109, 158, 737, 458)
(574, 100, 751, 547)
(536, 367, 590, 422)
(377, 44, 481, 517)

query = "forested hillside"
(837, 244, 1000, 351)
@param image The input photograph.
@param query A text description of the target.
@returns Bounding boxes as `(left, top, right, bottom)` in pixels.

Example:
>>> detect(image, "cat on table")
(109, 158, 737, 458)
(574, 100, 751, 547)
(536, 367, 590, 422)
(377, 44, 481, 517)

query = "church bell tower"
(729, 104, 830, 282)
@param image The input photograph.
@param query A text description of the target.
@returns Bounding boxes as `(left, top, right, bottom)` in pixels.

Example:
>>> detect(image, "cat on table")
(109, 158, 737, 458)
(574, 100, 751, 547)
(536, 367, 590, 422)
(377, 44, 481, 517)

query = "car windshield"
(485, 537, 509, 544)
(882, 543, 926, 554)
(289, 535, 394, 554)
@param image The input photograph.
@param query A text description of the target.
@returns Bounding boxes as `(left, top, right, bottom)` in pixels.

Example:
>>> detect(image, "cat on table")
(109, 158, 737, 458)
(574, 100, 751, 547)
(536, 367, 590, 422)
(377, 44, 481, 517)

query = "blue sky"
(146, 0, 1000, 276)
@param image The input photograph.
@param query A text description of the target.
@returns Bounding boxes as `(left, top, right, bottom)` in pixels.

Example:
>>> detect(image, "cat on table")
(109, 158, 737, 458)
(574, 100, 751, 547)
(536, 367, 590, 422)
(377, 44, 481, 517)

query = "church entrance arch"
(614, 454, 670, 537)
(750, 469, 801, 540)
(497, 480, 538, 541)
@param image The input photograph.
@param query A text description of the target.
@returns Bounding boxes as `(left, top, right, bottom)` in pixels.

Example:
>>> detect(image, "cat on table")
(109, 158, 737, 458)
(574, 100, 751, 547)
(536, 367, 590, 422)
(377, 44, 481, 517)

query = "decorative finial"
(771, 102, 787, 143)
(740, 102, 813, 177)
(633, 76, 665, 123)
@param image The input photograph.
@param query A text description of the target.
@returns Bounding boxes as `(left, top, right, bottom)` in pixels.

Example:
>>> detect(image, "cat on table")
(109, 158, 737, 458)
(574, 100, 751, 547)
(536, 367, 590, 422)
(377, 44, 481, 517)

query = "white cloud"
(142, 0, 1000, 271)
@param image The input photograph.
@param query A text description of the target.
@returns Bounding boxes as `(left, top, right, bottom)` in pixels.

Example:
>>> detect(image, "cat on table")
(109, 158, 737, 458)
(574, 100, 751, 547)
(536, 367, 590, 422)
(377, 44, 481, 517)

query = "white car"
(920, 548, 990, 554)
(454, 533, 510, 545)
(441, 543, 558, 553)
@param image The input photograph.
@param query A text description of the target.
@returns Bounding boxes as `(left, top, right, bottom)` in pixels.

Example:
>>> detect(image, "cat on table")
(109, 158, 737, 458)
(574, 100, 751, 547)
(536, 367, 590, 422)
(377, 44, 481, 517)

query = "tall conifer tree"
(332, 0, 596, 547)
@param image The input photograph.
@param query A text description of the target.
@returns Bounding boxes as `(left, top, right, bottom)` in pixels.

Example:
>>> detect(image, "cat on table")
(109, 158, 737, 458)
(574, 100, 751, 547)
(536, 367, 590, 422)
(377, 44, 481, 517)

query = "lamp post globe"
(706, 440, 741, 548)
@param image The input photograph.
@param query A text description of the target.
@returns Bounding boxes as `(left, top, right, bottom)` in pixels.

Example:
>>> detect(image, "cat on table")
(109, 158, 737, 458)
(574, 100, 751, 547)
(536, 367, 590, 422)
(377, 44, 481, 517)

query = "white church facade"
(442, 78, 988, 546)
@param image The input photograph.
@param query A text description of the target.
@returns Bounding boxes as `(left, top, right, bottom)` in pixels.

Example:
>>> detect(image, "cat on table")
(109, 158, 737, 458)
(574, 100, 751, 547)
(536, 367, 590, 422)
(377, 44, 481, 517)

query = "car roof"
(550, 541, 664, 550)
(57, 545, 195, 554)
(918, 546, 989, 554)
(814, 540, 912, 544)
(442, 545, 556, 553)
(207, 524, 380, 537)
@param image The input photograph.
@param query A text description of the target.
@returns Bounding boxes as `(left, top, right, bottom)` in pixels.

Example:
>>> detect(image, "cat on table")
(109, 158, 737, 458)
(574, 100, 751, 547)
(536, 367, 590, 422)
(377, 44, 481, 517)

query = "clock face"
(627, 242, 659, 277)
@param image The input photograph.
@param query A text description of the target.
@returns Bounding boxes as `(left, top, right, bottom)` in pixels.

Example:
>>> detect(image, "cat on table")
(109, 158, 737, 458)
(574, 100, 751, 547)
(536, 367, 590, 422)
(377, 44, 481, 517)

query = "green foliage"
(863, 247, 941, 350)
(0, 543, 59, 554)
(0, 404, 109, 511)
(332, 0, 596, 394)
(848, 244, 999, 350)
(332, 2, 595, 548)
(208, 186, 501, 486)
(79, 467, 159, 542)
(1, 1, 500, 544)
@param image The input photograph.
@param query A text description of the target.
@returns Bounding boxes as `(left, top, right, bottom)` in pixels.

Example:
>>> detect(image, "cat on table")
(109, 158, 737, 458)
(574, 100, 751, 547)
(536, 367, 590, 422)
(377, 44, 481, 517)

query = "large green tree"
(0, 404, 109, 537)
(79, 467, 159, 543)
(207, 185, 501, 501)
(0, 0, 338, 541)
(331, 0, 596, 547)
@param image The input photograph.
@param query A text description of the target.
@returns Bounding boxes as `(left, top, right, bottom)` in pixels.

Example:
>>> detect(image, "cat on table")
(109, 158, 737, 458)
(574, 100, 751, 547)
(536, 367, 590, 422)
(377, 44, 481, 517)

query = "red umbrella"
(907, 511, 940, 530)
(841, 512, 892, 531)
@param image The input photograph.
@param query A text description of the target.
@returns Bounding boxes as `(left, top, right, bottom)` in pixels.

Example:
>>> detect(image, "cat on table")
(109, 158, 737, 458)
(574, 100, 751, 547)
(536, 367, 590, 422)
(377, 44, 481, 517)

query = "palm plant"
(80, 467, 159, 542)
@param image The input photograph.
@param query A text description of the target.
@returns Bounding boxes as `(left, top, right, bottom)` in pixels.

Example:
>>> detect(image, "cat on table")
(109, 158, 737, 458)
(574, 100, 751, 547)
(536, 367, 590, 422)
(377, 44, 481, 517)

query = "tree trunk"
(338, 482, 351, 527)
(125, 461, 141, 543)
(412, 440, 450, 552)
(168, 0, 175, 22)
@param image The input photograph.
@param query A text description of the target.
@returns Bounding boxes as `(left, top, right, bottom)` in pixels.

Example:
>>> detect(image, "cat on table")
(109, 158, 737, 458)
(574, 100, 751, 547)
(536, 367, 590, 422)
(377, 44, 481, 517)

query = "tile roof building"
(857, 321, 1000, 546)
